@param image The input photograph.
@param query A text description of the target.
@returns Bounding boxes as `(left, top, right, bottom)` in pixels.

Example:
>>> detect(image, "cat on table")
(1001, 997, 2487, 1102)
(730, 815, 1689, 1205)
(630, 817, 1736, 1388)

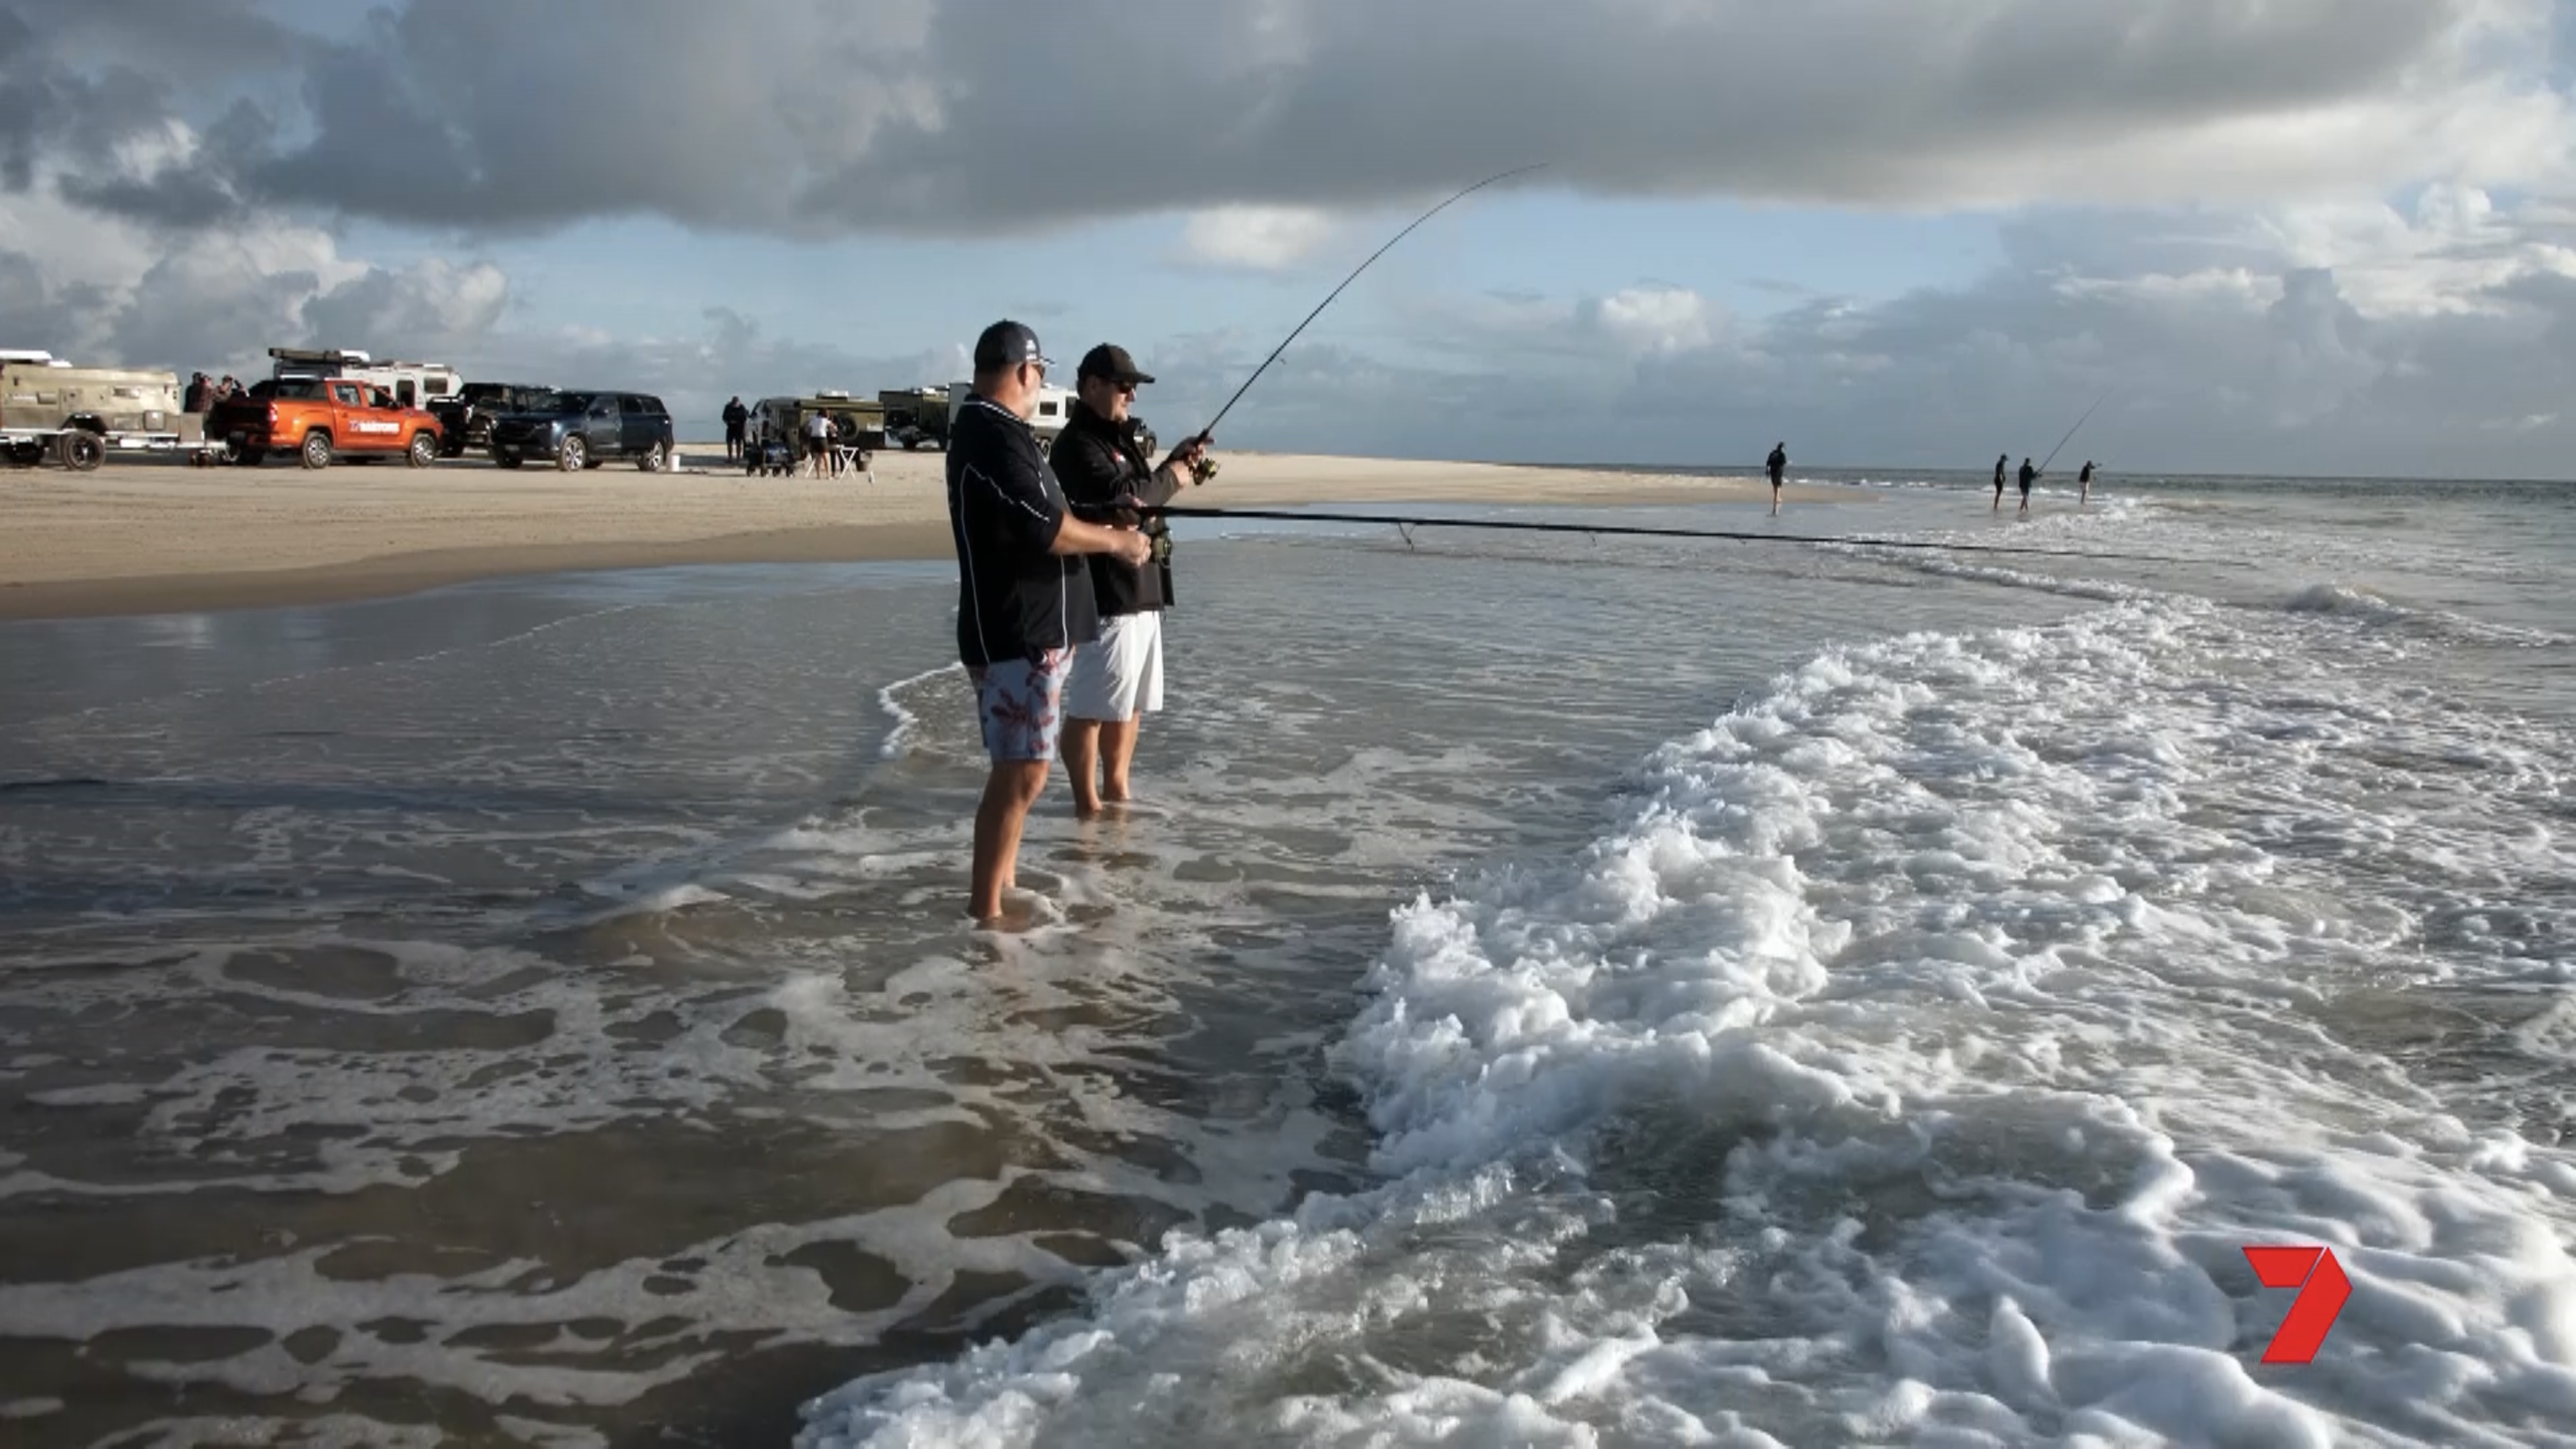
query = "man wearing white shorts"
(1050, 343, 1211, 816)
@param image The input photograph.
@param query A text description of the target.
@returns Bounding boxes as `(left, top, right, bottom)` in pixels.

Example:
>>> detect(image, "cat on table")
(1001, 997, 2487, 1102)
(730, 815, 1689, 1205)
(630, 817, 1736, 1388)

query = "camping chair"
(833, 441, 873, 482)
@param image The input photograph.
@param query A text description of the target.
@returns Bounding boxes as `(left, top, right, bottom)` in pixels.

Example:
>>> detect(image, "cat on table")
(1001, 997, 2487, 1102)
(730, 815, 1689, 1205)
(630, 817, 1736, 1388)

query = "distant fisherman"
(947, 321, 1153, 924)
(2018, 457, 2039, 513)
(1050, 343, 1212, 817)
(1766, 441, 1787, 517)
(2079, 460, 2096, 504)
(1993, 453, 2008, 513)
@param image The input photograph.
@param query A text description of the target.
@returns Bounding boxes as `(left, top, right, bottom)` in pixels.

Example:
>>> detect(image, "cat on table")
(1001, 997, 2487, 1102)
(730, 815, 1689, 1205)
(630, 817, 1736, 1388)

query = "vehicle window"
(621, 395, 653, 416)
(1038, 400, 1059, 417)
(425, 376, 452, 396)
(333, 383, 363, 405)
(396, 380, 416, 407)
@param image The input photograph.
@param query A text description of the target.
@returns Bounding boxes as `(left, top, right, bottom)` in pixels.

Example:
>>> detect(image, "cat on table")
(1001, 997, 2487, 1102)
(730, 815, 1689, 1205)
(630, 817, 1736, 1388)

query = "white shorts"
(1066, 612, 1164, 720)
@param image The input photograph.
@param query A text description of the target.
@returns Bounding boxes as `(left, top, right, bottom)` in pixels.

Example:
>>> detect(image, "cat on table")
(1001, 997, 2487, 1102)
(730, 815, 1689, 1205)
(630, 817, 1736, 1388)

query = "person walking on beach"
(948, 320, 1152, 924)
(1050, 343, 1212, 817)
(1765, 441, 1787, 516)
(1993, 453, 2008, 512)
(2079, 460, 2096, 504)
(2017, 457, 2039, 513)
(722, 396, 749, 460)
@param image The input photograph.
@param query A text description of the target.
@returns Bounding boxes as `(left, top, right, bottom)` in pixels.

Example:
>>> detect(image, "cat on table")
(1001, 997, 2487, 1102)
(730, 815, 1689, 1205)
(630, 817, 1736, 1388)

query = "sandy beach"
(0, 446, 1821, 619)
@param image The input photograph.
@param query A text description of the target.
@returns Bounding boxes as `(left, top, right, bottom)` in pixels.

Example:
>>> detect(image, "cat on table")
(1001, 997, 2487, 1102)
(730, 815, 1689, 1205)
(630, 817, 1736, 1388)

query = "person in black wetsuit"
(2079, 460, 2096, 504)
(2018, 457, 2039, 513)
(1765, 441, 1787, 516)
(1993, 453, 2008, 513)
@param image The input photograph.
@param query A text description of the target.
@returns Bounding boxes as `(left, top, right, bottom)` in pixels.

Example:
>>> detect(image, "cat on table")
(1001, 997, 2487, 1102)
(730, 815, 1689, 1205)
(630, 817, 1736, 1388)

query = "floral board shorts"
(967, 649, 1072, 763)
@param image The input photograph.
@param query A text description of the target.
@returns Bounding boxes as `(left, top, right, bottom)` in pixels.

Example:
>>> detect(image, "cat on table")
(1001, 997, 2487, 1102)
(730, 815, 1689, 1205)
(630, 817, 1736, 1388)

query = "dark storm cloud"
(5, 0, 2523, 236)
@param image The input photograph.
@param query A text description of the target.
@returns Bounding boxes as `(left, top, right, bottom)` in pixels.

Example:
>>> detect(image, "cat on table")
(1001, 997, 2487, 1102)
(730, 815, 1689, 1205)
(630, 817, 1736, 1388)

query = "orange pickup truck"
(208, 377, 443, 468)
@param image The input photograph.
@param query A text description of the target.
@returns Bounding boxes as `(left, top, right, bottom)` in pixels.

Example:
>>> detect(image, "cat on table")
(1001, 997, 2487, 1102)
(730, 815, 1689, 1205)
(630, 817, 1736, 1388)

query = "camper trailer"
(879, 386, 949, 450)
(268, 347, 461, 412)
(749, 390, 888, 458)
(949, 380, 1075, 447)
(0, 351, 189, 470)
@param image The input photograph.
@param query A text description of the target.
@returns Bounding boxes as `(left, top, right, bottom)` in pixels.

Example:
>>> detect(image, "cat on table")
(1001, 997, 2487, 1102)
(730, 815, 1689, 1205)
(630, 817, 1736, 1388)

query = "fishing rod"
(2037, 395, 2104, 476)
(1184, 164, 1546, 451)
(1145, 504, 2224, 567)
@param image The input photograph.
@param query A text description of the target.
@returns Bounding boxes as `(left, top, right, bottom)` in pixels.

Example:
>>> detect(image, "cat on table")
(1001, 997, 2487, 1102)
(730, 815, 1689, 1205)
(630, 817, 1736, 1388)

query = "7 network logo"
(2243, 1245, 2352, 1364)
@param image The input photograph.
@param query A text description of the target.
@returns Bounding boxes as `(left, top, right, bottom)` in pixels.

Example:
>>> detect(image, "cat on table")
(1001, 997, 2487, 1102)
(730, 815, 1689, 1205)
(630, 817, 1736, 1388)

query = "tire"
(233, 447, 266, 468)
(301, 431, 333, 470)
(556, 435, 586, 472)
(493, 451, 523, 470)
(60, 431, 105, 471)
(407, 431, 438, 468)
(637, 441, 666, 473)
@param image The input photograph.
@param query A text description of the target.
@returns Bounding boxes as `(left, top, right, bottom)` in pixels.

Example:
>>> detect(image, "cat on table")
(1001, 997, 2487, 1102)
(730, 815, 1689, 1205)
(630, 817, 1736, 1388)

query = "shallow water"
(1, 478, 2570, 1446)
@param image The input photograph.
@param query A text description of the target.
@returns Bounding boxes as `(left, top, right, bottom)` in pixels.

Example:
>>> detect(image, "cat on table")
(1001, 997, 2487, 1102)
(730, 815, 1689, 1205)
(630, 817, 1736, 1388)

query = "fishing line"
(1146, 504, 2231, 568)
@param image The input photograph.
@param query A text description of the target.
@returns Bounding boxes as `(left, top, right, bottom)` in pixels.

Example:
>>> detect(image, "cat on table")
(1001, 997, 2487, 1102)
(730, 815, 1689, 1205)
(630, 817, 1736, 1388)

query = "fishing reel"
(1191, 455, 1220, 484)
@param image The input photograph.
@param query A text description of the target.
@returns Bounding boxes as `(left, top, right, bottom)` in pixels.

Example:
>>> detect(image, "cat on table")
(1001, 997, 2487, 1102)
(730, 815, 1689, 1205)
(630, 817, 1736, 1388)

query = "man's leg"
(970, 761, 1051, 920)
(1098, 614, 1157, 802)
(1061, 718, 1104, 816)
(1099, 715, 1142, 801)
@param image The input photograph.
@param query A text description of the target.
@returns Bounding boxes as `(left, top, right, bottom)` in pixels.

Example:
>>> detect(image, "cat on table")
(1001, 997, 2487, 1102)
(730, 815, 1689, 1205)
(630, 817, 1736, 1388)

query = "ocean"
(0, 470, 2569, 1446)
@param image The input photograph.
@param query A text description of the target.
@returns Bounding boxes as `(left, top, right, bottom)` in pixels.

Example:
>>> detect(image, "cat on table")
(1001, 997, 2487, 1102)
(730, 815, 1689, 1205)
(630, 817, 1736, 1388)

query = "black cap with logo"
(1077, 343, 1154, 386)
(972, 319, 1053, 373)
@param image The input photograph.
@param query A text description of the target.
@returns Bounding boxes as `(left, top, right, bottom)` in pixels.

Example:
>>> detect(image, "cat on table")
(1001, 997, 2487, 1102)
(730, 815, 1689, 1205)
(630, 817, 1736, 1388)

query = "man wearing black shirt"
(722, 396, 749, 460)
(947, 320, 1153, 924)
(1050, 343, 1212, 816)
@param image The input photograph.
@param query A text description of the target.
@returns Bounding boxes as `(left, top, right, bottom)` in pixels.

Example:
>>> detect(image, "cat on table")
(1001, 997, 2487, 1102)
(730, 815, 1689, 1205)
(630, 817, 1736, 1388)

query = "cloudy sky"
(4, 0, 2574, 477)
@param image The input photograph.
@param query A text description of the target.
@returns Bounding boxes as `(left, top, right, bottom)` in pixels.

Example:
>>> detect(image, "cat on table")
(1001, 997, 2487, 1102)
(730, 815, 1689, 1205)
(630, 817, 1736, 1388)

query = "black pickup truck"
(430, 382, 555, 458)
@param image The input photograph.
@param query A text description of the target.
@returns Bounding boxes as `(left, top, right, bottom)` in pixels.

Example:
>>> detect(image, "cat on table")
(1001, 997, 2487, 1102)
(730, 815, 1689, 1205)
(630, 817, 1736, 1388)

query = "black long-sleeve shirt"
(1049, 400, 1185, 615)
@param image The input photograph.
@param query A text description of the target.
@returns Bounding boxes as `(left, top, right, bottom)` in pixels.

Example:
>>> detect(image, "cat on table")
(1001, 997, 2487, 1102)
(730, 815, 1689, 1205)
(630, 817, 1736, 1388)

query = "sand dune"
(0, 446, 1813, 619)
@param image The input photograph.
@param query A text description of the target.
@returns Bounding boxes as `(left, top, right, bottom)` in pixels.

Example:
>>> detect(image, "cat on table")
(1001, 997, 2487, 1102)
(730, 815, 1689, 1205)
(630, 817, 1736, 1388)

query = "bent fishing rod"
(1142, 503, 2223, 568)
(1181, 164, 1547, 451)
(2037, 395, 2104, 477)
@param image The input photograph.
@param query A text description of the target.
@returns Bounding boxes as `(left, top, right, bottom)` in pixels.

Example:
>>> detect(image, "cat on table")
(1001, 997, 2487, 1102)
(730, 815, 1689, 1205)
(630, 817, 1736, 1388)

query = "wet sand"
(0, 447, 1823, 620)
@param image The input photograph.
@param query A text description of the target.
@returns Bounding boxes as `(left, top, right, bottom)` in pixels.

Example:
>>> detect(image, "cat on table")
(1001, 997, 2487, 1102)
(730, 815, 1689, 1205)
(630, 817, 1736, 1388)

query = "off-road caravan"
(0, 350, 188, 470)
(749, 391, 888, 451)
(949, 380, 1075, 447)
(268, 347, 461, 412)
(879, 386, 949, 450)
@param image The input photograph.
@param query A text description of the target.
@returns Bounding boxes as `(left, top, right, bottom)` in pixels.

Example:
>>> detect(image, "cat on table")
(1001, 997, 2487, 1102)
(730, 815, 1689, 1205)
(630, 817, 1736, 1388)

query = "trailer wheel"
(61, 430, 104, 472)
(233, 447, 266, 467)
(407, 431, 438, 468)
(301, 431, 333, 470)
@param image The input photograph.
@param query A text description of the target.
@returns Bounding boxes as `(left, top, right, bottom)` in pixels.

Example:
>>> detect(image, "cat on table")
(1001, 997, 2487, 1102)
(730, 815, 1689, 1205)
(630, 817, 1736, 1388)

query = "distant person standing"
(803, 409, 835, 478)
(722, 396, 749, 460)
(2017, 457, 2039, 513)
(1049, 343, 1212, 817)
(1993, 453, 2008, 513)
(1765, 441, 1787, 517)
(183, 372, 211, 413)
(2079, 460, 2096, 504)
(947, 320, 1152, 924)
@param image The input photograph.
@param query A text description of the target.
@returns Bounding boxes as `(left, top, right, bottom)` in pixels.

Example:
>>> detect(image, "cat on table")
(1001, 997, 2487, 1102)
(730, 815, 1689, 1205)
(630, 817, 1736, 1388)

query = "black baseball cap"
(1077, 343, 1154, 386)
(972, 319, 1053, 373)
